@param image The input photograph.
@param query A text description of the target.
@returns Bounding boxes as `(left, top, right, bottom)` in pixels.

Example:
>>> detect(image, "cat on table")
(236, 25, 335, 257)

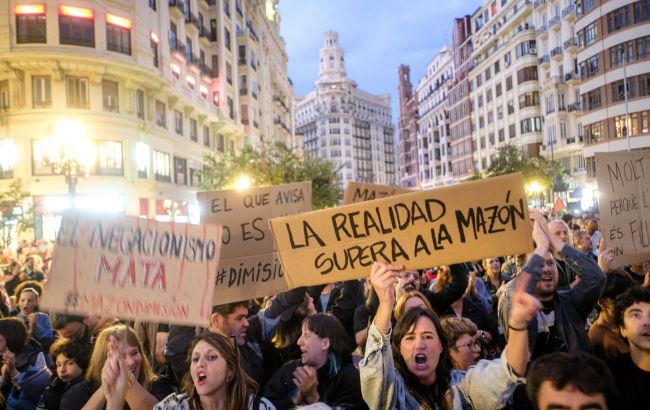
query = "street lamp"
(234, 174, 252, 190)
(39, 119, 95, 209)
(526, 180, 544, 210)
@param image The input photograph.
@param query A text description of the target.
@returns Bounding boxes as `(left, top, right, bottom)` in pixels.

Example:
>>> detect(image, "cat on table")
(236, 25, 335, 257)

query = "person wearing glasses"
(440, 317, 482, 385)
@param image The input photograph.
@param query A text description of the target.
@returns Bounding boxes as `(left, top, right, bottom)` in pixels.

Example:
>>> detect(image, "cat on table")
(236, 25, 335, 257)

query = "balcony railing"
(567, 102, 582, 112)
(564, 37, 578, 51)
(564, 71, 580, 82)
(549, 15, 561, 30)
(536, 25, 548, 37)
(562, 4, 576, 20)
(551, 46, 563, 58)
(538, 55, 550, 64)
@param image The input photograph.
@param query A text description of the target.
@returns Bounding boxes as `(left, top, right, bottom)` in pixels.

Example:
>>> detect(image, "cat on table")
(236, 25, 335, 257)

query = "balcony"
(536, 25, 548, 39)
(187, 54, 201, 70)
(564, 71, 580, 84)
(198, 25, 211, 45)
(534, 0, 547, 9)
(168, 0, 184, 17)
(562, 4, 576, 21)
(273, 94, 290, 112)
(199, 62, 213, 79)
(567, 102, 582, 113)
(538, 54, 550, 66)
(170, 41, 186, 58)
(552, 75, 565, 85)
(564, 37, 578, 54)
(551, 46, 563, 60)
(185, 13, 200, 34)
(549, 15, 561, 31)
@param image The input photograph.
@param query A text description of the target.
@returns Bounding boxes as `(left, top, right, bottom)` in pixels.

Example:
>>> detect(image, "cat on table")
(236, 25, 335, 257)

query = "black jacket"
(263, 357, 368, 409)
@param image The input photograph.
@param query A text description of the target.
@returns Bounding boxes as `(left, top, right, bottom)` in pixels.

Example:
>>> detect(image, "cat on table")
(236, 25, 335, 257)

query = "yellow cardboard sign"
(595, 150, 650, 267)
(197, 182, 312, 304)
(343, 181, 414, 204)
(40, 213, 222, 326)
(270, 173, 533, 287)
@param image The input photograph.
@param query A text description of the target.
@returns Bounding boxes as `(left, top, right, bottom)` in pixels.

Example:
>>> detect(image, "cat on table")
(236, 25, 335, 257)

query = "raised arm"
(423, 263, 469, 313)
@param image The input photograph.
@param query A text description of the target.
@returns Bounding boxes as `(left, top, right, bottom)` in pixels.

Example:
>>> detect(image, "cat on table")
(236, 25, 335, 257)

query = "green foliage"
(485, 144, 568, 191)
(198, 142, 342, 209)
(0, 179, 34, 248)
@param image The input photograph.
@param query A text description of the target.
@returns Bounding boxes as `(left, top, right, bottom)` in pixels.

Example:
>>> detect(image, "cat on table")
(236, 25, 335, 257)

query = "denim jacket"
(359, 323, 524, 410)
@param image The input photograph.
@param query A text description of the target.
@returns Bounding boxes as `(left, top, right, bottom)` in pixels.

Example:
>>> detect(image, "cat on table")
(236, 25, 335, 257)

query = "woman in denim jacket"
(360, 221, 549, 410)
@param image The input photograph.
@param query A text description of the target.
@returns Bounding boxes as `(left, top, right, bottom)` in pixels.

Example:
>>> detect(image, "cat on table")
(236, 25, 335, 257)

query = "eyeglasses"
(453, 340, 481, 351)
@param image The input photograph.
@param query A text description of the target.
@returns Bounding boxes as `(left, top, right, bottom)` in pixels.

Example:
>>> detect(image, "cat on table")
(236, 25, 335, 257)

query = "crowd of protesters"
(0, 210, 649, 410)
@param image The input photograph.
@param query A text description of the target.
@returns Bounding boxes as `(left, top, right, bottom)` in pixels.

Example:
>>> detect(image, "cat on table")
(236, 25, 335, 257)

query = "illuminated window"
(102, 80, 119, 112)
(153, 150, 171, 182)
(174, 156, 187, 185)
(106, 14, 131, 55)
(155, 100, 166, 128)
(96, 141, 123, 175)
(32, 76, 51, 108)
(16, 5, 46, 44)
(66, 76, 89, 109)
(59, 6, 95, 47)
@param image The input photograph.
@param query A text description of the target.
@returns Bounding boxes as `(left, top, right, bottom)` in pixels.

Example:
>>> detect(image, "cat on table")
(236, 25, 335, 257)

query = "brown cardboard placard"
(595, 150, 650, 267)
(343, 181, 414, 204)
(198, 181, 312, 304)
(40, 213, 222, 326)
(270, 173, 533, 287)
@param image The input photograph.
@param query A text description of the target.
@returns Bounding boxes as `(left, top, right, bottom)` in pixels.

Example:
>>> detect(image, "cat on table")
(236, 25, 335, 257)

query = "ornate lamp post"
(39, 119, 95, 209)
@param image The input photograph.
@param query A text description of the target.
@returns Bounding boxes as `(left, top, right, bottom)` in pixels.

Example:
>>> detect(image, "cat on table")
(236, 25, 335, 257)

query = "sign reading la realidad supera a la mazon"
(271, 173, 534, 288)
(40, 214, 222, 327)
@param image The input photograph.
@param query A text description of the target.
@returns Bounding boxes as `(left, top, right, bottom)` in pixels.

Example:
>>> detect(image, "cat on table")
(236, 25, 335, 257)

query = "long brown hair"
(391, 307, 451, 410)
(85, 325, 156, 387)
(183, 332, 257, 410)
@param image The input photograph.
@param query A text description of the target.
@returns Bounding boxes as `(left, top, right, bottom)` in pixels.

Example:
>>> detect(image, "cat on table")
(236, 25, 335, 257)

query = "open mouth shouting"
(414, 353, 428, 370)
(196, 370, 208, 386)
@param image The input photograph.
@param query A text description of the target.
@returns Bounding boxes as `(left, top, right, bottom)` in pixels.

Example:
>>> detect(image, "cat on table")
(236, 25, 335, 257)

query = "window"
(497, 105, 503, 119)
(498, 128, 505, 142)
(517, 66, 538, 84)
(174, 110, 183, 135)
(170, 22, 178, 49)
(582, 88, 602, 110)
(509, 123, 516, 139)
(106, 16, 131, 55)
(579, 55, 599, 79)
(151, 34, 159, 67)
(155, 100, 166, 128)
(59, 10, 94, 47)
(216, 134, 225, 152)
(545, 94, 555, 114)
(203, 125, 210, 147)
(96, 141, 123, 175)
(496, 83, 502, 97)
(487, 111, 494, 124)
(476, 74, 483, 87)
(637, 36, 650, 60)
(634, 0, 650, 22)
(578, 22, 598, 49)
(225, 28, 231, 51)
(102, 80, 119, 112)
(149, 0, 156, 11)
(520, 117, 542, 133)
(485, 67, 491, 81)
(479, 116, 485, 128)
(227, 97, 234, 119)
(0, 81, 8, 109)
(611, 79, 636, 103)
(640, 73, 650, 96)
(174, 157, 187, 185)
(226, 62, 232, 85)
(190, 168, 201, 187)
(66, 76, 89, 108)
(238, 45, 247, 65)
(136, 89, 145, 119)
(486, 89, 493, 103)
(506, 76, 513, 91)
(515, 40, 537, 58)
(16, 7, 46, 43)
(153, 151, 171, 182)
(585, 121, 604, 144)
(519, 92, 540, 109)
(189, 118, 198, 142)
(32, 76, 51, 108)
(609, 42, 633, 68)
(494, 61, 500, 74)
(507, 100, 514, 114)
(607, 5, 631, 33)
(478, 95, 484, 107)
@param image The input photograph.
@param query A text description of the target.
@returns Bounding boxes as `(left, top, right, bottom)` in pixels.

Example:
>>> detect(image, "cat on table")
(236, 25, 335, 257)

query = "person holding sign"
(359, 224, 545, 409)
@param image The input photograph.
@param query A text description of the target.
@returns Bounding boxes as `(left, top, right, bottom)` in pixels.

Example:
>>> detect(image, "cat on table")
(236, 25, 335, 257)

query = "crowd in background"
(0, 210, 649, 410)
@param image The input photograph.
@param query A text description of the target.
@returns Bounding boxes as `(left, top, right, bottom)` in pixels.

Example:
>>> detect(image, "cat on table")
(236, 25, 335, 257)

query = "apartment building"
(449, 15, 476, 180)
(533, 0, 587, 208)
(470, 0, 543, 174)
(576, 0, 650, 201)
(398, 64, 419, 187)
(415, 46, 455, 188)
(0, 0, 293, 239)
(295, 31, 396, 187)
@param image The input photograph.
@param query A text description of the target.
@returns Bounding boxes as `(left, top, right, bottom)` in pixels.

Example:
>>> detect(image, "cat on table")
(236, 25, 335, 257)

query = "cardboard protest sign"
(595, 150, 650, 267)
(198, 182, 312, 304)
(343, 181, 414, 204)
(270, 173, 533, 287)
(40, 213, 222, 326)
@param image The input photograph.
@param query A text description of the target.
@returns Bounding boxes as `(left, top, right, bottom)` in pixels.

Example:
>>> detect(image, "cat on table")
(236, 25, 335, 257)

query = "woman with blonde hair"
(393, 291, 432, 320)
(60, 324, 173, 409)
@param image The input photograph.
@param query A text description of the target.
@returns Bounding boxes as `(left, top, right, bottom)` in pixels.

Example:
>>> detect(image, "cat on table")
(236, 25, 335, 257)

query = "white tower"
(318, 31, 347, 83)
